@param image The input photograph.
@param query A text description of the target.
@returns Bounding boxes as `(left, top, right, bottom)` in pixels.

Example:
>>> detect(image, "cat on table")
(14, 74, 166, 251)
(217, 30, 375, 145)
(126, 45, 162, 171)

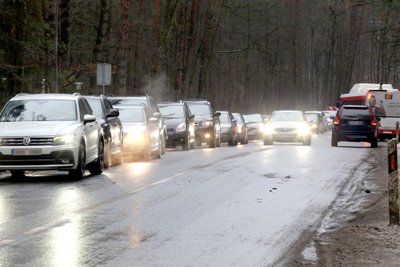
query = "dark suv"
(331, 105, 380, 147)
(184, 99, 221, 148)
(158, 101, 195, 150)
(85, 95, 123, 167)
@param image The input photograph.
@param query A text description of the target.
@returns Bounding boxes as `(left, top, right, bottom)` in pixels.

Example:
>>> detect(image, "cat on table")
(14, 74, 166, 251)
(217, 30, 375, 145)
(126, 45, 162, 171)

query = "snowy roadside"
(284, 143, 400, 266)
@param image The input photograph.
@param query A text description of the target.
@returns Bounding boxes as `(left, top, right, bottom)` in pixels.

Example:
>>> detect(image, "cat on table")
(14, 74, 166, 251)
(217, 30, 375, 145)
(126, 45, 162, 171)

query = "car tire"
(160, 134, 166, 155)
(216, 135, 221, 147)
(370, 138, 378, 148)
(263, 137, 273, 145)
(10, 170, 25, 181)
(104, 141, 112, 168)
(183, 133, 190, 150)
(88, 140, 105, 175)
(111, 151, 123, 166)
(143, 140, 152, 161)
(209, 134, 216, 148)
(69, 143, 86, 180)
(331, 131, 338, 147)
(303, 137, 311, 146)
(228, 138, 234, 146)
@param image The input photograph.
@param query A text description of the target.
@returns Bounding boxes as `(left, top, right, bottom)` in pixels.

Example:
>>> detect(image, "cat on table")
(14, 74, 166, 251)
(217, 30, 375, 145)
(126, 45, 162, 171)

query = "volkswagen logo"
(23, 137, 31, 146)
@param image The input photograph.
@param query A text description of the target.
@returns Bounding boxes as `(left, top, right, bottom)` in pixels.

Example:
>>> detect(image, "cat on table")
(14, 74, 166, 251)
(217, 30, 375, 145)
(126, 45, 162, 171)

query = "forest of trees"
(0, 0, 400, 114)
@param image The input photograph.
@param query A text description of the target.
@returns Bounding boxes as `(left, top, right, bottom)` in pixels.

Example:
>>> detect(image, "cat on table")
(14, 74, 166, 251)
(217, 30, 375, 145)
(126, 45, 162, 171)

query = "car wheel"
(143, 140, 152, 161)
(88, 140, 104, 175)
(189, 140, 195, 149)
(228, 138, 234, 146)
(263, 137, 273, 145)
(69, 143, 86, 180)
(183, 133, 190, 150)
(111, 151, 123, 166)
(10, 170, 25, 181)
(303, 136, 311, 146)
(104, 141, 112, 168)
(331, 131, 338, 147)
(216, 135, 221, 147)
(160, 134, 166, 155)
(195, 138, 202, 146)
(370, 138, 378, 148)
(209, 134, 216, 148)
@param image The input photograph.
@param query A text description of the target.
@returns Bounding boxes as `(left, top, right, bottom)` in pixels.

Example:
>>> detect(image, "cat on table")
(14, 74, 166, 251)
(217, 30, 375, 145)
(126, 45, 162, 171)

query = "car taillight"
(371, 120, 378, 127)
(333, 117, 340, 125)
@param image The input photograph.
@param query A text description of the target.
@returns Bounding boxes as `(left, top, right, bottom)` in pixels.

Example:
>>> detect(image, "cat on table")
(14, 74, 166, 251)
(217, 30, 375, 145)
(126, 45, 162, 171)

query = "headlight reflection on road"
(127, 162, 151, 181)
(52, 189, 82, 267)
(295, 146, 311, 160)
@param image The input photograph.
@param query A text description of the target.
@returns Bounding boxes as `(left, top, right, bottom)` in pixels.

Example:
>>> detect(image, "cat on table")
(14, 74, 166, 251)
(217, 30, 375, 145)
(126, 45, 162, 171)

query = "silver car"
(0, 93, 104, 180)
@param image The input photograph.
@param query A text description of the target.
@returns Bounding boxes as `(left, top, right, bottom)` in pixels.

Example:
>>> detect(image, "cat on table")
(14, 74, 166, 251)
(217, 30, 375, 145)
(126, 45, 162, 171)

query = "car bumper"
(166, 131, 189, 146)
(0, 145, 77, 170)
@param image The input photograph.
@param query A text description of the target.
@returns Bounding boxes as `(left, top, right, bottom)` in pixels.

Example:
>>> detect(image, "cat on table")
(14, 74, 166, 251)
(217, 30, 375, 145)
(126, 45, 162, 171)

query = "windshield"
(243, 114, 262, 123)
(0, 99, 77, 122)
(117, 108, 145, 123)
(232, 114, 243, 123)
(270, 111, 304, 122)
(305, 113, 318, 122)
(158, 105, 184, 119)
(220, 113, 230, 123)
(186, 103, 211, 116)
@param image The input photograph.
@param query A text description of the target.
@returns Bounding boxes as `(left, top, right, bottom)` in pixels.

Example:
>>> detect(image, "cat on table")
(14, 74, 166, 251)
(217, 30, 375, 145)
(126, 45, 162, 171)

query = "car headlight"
(238, 127, 242, 134)
(53, 134, 76, 145)
(125, 130, 146, 143)
(176, 122, 186, 132)
(263, 124, 274, 134)
(297, 124, 310, 135)
(202, 121, 212, 127)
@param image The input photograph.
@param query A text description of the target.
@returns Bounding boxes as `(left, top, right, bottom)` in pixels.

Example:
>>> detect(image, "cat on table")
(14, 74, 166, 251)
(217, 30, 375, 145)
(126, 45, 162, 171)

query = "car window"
(305, 113, 318, 122)
(270, 112, 304, 122)
(243, 114, 262, 123)
(158, 105, 184, 118)
(341, 108, 370, 119)
(118, 108, 145, 123)
(87, 98, 103, 118)
(186, 103, 211, 116)
(220, 113, 230, 123)
(233, 114, 243, 123)
(0, 99, 77, 122)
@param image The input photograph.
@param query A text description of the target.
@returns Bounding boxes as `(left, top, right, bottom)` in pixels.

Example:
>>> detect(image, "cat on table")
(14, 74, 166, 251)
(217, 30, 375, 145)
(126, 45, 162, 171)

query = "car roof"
(10, 93, 81, 101)
(158, 102, 184, 106)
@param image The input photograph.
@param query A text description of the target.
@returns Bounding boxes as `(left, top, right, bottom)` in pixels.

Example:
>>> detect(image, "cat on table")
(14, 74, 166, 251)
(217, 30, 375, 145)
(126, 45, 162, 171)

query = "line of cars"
(2, 91, 371, 181)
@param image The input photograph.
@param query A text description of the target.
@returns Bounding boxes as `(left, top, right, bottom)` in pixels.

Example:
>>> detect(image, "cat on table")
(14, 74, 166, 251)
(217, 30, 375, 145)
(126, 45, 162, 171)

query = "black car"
(184, 99, 221, 148)
(304, 111, 326, 134)
(85, 95, 124, 167)
(331, 105, 380, 148)
(218, 111, 239, 146)
(108, 95, 166, 155)
(158, 101, 195, 150)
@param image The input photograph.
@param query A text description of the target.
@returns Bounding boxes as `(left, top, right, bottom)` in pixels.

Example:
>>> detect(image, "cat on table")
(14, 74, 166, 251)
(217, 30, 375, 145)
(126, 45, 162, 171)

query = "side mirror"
(149, 117, 158, 123)
(329, 115, 335, 119)
(107, 108, 119, 117)
(188, 114, 195, 120)
(213, 112, 221, 117)
(153, 112, 162, 119)
(83, 114, 96, 124)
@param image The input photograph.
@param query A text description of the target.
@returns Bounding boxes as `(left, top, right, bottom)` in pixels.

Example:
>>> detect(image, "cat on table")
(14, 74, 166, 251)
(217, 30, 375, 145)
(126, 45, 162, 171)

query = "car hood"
(246, 122, 263, 129)
(164, 118, 184, 128)
(193, 115, 212, 122)
(0, 121, 83, 137)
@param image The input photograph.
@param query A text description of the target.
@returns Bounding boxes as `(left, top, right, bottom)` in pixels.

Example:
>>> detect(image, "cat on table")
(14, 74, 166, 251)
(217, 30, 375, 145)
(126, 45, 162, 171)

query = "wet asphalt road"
(0, 134, 377, 266)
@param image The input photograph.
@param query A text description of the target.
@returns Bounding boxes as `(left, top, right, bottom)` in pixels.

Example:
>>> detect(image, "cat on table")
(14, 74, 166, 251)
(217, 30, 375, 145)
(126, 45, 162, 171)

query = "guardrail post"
(388, 138, 399, 225)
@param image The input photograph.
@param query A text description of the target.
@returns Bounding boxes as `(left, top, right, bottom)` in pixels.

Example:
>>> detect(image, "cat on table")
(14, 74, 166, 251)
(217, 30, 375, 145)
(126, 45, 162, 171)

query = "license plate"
(11, 148, 42, 156)
(348, 121, 364, 126)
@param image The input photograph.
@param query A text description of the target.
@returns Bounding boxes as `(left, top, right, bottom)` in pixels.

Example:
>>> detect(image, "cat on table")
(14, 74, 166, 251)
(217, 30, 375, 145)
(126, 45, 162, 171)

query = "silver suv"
(0, 93, 104, 180)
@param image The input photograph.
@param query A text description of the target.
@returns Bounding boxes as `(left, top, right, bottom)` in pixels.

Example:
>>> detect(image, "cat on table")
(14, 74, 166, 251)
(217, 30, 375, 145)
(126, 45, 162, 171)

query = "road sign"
(96, 63, 111, 86)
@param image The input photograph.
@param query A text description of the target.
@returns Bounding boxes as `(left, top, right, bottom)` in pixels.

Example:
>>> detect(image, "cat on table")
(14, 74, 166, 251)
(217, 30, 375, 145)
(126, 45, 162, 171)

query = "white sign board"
(96, 63, 111, 85)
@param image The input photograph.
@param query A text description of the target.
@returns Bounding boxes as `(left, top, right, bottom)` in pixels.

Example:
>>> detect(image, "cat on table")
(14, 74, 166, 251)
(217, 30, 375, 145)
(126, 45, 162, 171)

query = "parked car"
(242, 113, 264, 140)
(263, 110, 312, 145)
(218, 111, 239, 146)
(331, 105, 380, 148)
(304, 111, 326, 134)
(108, 95, 166, 155)
(184, 99, 221, 148)
(157, 101, 195, 150)
(85, 95, 123, 167)
(232, 112, 248, 144)
(0, 93, 104, 180)
(116, 105, 162, 160)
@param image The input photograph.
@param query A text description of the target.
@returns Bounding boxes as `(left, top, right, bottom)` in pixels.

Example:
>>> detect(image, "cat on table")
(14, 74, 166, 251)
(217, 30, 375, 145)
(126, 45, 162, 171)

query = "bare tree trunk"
(118, 0, 131, 96)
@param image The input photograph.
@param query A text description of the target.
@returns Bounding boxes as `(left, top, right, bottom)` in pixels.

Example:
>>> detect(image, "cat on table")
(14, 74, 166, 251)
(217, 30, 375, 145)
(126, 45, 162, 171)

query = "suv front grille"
(1, 137, 54, 146)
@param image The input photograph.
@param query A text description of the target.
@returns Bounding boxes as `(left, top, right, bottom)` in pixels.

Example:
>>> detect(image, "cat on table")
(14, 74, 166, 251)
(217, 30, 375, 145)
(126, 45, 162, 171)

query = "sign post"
(388, 138, 399, 225)
(96, 63, 111, 95)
